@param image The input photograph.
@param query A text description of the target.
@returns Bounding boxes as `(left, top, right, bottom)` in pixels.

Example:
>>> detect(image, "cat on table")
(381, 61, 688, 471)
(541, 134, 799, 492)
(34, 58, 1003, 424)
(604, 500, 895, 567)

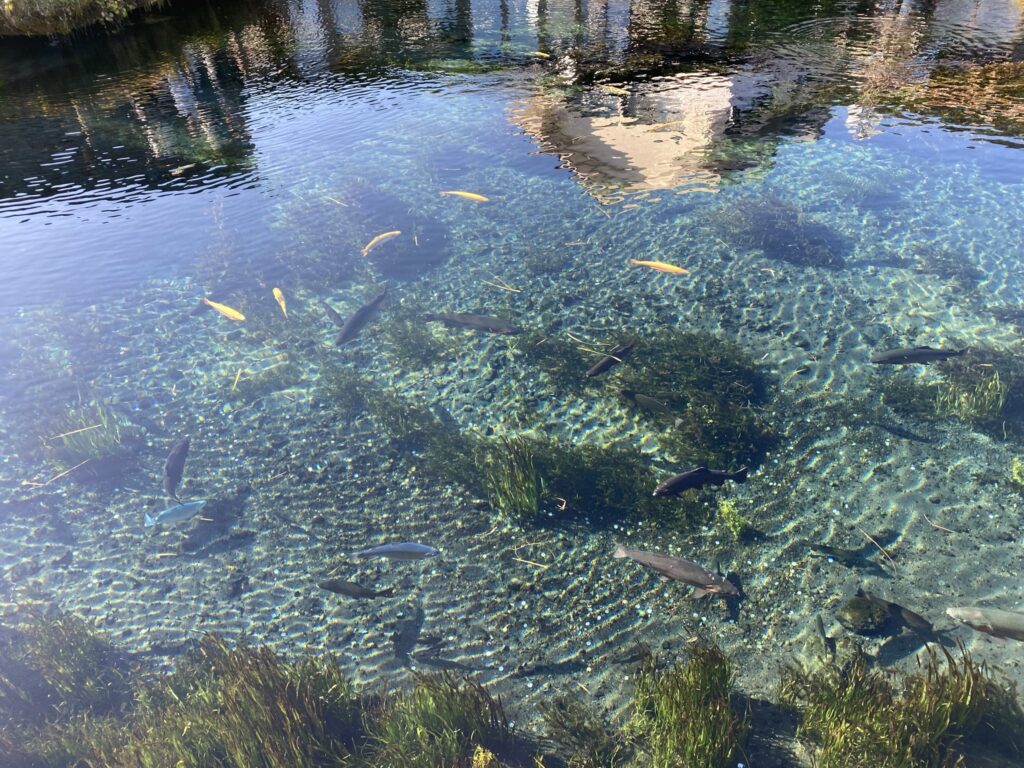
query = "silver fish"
(335, 288, 388, 345)
(947, 606, 1024, 642)
(145, 499, 207, 528)
(613, 543, 738, 598)
(350, 542, 440, 560)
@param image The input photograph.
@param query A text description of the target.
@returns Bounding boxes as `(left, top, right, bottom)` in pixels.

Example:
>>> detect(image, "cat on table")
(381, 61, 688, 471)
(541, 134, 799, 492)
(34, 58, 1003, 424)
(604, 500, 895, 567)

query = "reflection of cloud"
(513, 72, 762, 199)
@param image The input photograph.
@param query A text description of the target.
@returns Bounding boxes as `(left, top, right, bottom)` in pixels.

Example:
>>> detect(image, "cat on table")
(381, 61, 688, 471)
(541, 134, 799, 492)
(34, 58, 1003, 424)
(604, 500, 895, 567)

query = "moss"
(1011, 457, 1024, 489)
(779, 645, 1024, 768)
(716, 498, 749, 542)
(626, 645, 748, 768)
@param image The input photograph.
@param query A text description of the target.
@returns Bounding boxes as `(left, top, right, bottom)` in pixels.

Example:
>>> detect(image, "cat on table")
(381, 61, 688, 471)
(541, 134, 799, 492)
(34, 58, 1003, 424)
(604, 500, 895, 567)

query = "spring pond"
(2, 0, 1024, 763)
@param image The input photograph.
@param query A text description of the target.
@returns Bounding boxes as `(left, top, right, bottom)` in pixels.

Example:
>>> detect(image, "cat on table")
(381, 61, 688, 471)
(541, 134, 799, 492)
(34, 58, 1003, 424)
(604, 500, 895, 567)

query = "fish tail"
(377, 587, 396, 598)
(612, 543, 628, 558)
(144, 513, 156, 528)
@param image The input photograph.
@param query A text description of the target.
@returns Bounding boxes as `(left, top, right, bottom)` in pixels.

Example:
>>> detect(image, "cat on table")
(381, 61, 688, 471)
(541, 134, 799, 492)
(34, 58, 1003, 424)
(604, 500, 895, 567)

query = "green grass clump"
(0, 612, 131, 726)
(44, 399, 136, 472)
(481, 437, 544, 524)
(380, 304, 457, 368)
(0, 0, 162, 36)
(779, 645, 1024, 768)
(627, 645, 748, 768)
(1011, 457, 1024, 489)
(363, 673, 512, 767)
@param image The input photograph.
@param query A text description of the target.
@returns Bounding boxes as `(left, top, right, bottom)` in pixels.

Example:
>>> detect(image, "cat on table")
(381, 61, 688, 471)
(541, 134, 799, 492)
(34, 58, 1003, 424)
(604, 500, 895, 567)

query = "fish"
(392, 601, 429, 661)
(586, 338, 638, 378)
(334, 289, 388, 345)
(527, 50, 550, 59)
(866, 592, 934, 635)
(321, 300, 346, 327)
(272, 288, 287, 319)
(870, 346, 966, 365)
(317, 579, 395, 599)
(163, 436, 190, 502)
(202, 298, 246, 321)
(145, 499, 207, 528)
(169, 162, 196, 175)
(424, 312, 519, 334)
(440, 190, 490, 203)
(613, 543, 738, 598)
(653, 466, 748, 497)
(350, 542, 440, 560)
(629, 259, 689, 275)
(598, 84, 629, 96)
(361, 230, 401, 258)
(947, 606, 1024, 642)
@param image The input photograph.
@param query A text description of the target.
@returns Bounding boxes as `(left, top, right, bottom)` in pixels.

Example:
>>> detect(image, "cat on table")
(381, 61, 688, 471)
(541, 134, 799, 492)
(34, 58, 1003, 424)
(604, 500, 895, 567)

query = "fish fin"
(612, 543, 627, 558)
(144, 513, 156, 528)
(957, 347, 969, 356)
(696, 465, 709, 471)
(691, 588, 709, 599)
(734, 466, 749, 483)
(377, 587, 396, 598)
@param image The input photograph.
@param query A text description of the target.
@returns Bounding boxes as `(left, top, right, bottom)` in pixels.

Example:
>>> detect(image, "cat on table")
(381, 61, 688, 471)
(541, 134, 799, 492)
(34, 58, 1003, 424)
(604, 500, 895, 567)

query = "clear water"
(2, 0, 1024, 754)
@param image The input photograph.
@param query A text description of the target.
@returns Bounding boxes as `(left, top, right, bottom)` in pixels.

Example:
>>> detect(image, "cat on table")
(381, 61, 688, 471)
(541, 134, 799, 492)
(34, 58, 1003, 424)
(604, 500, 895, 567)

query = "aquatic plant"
(779, 645, 1024, 768)
(362, 673, 512, 767)
(510, 330, 592, 390)
(1011, 457, 1024, 489)
(539, 694, 629, 767)
(380, 303, 456, 368)
(44, 399, 135, 472)
(934, 366, 1007, 425)
(482, 437, 544, 524)
(627, 644, 748, 768)
(317, 361, 370, 415)
(0, 611, 132, 725)
(716, 498, 750, 542)
(712, 192, 849, 269)
(615, 331, 776, 470)
(227, 353, 304, 403)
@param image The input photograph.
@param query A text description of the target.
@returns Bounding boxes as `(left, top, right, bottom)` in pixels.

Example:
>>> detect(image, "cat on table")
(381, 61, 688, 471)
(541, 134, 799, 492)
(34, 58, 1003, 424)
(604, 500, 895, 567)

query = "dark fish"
(865, 420, 934, 444)
(586, 338, 638, 378)
(865, 591, 935, 635)
(162, 436, 190, 502)
(335, 289, 388, 345)
(392, 601, 426, 661)
(423, 312, 519, 334)
(317, 579, 395, 599)
(620, 389, 672, 415)
(652, 466, 748, 497)
(322, 300, 346, 327)
(870, 346, 966, 365)
(613, 543, 738, 598)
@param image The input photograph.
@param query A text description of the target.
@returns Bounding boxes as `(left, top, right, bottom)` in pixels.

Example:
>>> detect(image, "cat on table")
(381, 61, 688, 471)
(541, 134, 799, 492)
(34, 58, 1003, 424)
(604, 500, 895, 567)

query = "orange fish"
(202, 298, 246, 321)
(440, 190, 490, 203)
(361, 230, 401, 257)
(272, 287, 287, 319)
(629, 259, 689, 275)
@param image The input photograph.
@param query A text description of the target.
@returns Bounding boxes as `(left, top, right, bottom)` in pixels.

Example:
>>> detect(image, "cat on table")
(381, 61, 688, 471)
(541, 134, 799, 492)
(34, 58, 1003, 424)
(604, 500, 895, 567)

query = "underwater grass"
(779, 645, 1024, 768)
(539, 694, 630, 768)
(627, 645, 748, 768)
(362, 673, 512, 768)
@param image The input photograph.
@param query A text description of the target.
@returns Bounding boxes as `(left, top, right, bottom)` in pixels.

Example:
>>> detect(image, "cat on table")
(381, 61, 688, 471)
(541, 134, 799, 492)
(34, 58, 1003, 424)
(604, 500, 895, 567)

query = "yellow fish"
(202, 297, 246, 321)
(629, 259, 689, 275)
(361, 230, 401, 257)
(440, 190, 490, 203)
(598, 84, 629, 96)
(528, 51, 551, 59)
(272, 287, 287, 319)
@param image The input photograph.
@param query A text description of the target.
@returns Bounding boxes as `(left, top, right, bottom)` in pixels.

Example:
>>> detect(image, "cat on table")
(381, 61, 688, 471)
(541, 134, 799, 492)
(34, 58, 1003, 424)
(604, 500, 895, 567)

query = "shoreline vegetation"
(0, 0, 163, 36)
(2, 611, 1022, 767)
